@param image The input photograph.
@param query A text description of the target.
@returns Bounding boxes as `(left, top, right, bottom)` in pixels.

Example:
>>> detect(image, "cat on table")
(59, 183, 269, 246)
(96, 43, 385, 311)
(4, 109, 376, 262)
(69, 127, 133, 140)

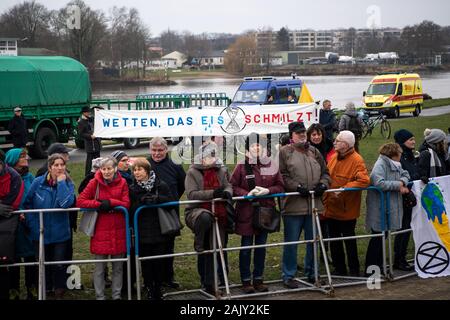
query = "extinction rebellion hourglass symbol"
(220, 106, 247, 134)
(416, 241, 449, 275)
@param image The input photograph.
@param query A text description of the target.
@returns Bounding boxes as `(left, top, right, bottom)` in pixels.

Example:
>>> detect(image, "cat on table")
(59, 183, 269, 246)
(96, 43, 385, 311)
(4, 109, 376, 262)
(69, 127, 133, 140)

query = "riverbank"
(91, 64, 450, 84)
(91, 78, 177, 86)
(258, 63, 450, 77)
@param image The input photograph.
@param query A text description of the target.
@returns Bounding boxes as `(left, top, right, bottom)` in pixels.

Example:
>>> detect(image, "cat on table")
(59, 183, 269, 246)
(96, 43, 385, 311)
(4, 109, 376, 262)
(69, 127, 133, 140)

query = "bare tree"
(160, 29, 183, 54)
(0, 0, 51, 47)
(52, 0, 108, 69)
(256, 27, 276, 73)
(224, 34, 257, 74)
(401, 20, 445, 61)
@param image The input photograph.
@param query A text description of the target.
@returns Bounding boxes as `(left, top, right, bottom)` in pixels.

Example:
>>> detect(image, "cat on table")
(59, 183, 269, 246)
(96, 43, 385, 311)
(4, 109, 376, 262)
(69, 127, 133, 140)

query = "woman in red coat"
(230, 133, 284, 294)
(77, 157, 130, 300)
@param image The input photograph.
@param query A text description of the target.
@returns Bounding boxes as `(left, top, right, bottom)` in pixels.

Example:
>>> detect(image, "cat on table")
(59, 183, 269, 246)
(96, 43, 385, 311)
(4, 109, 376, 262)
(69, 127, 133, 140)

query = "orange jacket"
(324, 149, 370, 220)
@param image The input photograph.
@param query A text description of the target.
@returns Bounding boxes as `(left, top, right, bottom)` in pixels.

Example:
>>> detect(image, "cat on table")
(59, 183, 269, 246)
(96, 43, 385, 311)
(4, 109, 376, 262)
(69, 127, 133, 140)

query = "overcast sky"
(1, 0, 449, 36)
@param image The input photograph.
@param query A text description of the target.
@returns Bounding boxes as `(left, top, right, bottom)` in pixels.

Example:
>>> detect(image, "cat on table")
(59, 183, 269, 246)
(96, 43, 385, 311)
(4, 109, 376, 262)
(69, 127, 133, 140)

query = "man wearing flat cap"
(8, 106, 28, 148)
(279, 121, 331, 287)
(78, 106, 102, 176)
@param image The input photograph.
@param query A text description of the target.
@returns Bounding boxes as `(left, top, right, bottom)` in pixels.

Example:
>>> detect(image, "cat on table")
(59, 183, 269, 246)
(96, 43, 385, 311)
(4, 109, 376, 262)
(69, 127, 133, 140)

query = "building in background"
(0, 38, 18, 56)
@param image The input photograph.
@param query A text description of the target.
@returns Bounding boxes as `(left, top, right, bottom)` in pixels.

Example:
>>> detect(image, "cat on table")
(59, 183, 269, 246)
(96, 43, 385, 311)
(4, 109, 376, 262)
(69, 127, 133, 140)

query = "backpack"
(347, 115, 362, 139)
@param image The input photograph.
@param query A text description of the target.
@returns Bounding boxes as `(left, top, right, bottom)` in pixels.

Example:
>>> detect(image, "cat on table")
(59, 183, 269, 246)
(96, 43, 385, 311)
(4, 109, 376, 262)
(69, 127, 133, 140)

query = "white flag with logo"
(411, 175, 450, 278)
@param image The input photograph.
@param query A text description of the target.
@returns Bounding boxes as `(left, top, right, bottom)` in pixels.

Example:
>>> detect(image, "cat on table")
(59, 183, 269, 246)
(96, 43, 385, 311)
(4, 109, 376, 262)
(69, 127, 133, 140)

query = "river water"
(92, 72, 450, 109)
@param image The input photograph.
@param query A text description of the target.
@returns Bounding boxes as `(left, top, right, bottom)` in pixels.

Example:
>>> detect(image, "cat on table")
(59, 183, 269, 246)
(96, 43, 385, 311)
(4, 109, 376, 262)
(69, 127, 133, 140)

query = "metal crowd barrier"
(2, 187, 416, 300)
(1, 207, 132, 301)
(132, 186, 408, 300)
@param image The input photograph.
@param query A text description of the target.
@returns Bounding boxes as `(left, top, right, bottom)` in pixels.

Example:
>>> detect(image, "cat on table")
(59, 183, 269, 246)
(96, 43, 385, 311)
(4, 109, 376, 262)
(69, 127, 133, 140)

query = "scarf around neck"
(137, 170, 156, 192)
(201, 168, 227, 227)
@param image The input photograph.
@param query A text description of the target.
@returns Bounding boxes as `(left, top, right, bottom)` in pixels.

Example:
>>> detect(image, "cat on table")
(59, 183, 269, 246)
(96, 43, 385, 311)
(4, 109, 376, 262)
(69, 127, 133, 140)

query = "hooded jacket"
(366, 155, 410, 232)
(23, 174, 75, 244)
(76, 170, 130, 255)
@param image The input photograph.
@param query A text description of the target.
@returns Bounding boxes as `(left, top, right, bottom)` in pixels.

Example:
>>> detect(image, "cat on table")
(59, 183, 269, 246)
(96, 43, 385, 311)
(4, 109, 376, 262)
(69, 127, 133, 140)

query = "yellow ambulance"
(363, 73, 423, 118)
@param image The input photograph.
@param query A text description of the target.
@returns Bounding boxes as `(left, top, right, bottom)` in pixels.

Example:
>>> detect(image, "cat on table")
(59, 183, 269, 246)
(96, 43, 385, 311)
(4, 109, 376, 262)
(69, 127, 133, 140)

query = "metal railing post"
(211, 200, 219, 299)
(382, 231, 387, 277)
(38, 210, 46, 300)
(388, 230, 394, 280)
(212, 200, 231, 299)
(310, 192, 319, 286)
(133, 206, 143, 300)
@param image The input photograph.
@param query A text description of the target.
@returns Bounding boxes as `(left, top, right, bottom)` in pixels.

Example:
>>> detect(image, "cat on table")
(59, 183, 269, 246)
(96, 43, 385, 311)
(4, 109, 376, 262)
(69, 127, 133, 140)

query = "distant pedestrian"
(78, 106, 102, 176)
(338, 102, 363, 152)
(319, 100, 337, 142)
(8, 106, 28, 148)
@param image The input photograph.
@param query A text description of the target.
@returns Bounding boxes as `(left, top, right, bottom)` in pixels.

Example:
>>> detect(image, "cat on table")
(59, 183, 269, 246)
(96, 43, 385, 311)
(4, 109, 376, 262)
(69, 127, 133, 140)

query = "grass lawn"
(27, 112, 450, 300)
(423, 97, 450, 109)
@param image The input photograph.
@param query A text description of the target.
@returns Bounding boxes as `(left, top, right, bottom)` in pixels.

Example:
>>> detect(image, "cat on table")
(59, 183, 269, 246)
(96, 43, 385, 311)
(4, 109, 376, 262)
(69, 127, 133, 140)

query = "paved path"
(253, 275, 450, 300)
(421, 105, 450, 116)
(394, 105, 450, 120)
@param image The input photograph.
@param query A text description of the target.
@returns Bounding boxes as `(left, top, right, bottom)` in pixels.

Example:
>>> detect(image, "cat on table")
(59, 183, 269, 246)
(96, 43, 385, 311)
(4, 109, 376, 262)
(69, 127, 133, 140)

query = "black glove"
(141, 194, 158, 205)
(222, 191, 233, 200)
(98, 200, 112, 211)
(314, 183, 328, 197)
(213, 188, 225, 199)
(420, 176, 429, 185)
(0, 202, 13, 218)
(296, 185, 310, 197)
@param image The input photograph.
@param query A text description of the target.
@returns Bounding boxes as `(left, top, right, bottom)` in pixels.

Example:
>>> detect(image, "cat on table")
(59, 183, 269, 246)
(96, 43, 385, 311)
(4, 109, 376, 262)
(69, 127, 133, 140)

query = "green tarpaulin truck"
(0, 56, 91, 158)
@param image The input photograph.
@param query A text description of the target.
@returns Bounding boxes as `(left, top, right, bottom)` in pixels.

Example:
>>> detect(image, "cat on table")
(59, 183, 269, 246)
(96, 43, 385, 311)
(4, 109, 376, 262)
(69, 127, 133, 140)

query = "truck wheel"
(123, 138, 140, 149)
(31, 127, 57, 159)
(413, 104, 421, 117)
(75, 138, 85, 149)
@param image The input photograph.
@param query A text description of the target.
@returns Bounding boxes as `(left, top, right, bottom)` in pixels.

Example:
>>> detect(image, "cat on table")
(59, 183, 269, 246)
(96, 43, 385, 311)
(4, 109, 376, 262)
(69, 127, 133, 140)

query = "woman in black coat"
(393, 129, 420, 271)
(129, 157, 175, 300)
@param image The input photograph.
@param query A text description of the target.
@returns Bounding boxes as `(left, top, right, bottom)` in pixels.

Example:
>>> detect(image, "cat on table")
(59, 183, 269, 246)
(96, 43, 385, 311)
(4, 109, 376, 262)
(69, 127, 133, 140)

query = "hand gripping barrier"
(1, 207, 132, 300)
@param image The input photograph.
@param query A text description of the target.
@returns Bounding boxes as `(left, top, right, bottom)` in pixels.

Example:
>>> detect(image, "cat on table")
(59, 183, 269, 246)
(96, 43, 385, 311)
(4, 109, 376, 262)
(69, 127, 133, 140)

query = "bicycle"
(361, 111, 391, 139)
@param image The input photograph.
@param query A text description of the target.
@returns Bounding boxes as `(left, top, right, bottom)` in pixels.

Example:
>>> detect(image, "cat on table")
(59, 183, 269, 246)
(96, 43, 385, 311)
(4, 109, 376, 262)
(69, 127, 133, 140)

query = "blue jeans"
(239, 232, 268, 282)
(282, 215, 314, 281)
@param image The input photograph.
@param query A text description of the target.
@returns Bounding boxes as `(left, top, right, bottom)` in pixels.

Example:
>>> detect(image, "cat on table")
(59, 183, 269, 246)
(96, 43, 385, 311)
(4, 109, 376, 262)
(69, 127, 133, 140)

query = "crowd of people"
(0, 102, 449, 301)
